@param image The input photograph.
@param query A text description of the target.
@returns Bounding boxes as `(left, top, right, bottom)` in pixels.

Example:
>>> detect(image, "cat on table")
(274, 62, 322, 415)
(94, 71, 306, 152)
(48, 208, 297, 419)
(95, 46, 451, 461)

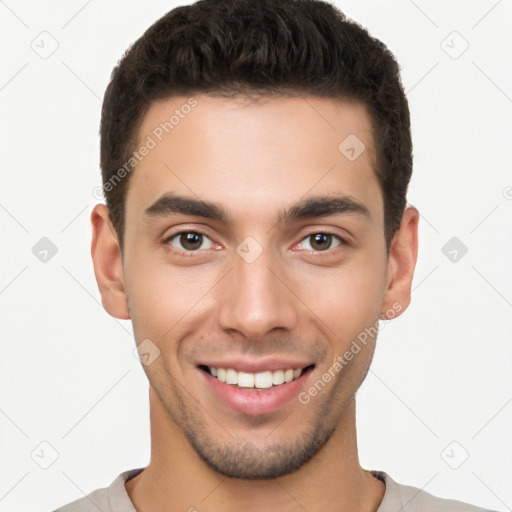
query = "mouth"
(197, 363, 316, 416)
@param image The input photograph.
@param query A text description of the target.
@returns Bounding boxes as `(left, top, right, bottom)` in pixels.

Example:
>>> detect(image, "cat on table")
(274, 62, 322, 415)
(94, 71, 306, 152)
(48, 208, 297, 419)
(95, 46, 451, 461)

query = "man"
(54, 0, 498, 510)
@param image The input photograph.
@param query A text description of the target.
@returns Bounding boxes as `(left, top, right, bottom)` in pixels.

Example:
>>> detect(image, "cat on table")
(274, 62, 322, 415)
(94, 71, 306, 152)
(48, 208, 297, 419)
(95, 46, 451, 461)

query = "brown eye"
(167, 231, 214, 252)
(297, 233, 343, 252)
(180, 232, 202, 250)
(310, 233, 332, 251)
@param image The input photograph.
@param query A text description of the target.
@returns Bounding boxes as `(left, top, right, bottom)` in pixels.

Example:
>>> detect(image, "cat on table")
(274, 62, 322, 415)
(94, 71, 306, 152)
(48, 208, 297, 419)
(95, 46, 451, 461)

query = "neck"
(125, 388, 385, 512)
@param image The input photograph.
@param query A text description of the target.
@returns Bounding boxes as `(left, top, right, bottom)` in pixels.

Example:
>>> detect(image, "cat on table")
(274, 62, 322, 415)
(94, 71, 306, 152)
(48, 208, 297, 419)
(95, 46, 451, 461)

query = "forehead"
(126, 94, 382, 228)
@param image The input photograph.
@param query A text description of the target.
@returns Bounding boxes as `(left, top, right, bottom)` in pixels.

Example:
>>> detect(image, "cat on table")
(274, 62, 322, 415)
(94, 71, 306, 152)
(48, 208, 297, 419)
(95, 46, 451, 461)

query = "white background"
(1, 1, 511, 511)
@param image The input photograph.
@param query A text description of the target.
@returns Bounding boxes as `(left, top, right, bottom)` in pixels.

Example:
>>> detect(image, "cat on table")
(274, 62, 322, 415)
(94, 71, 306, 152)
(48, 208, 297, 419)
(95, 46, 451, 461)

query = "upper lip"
(197, 357, 315, 373)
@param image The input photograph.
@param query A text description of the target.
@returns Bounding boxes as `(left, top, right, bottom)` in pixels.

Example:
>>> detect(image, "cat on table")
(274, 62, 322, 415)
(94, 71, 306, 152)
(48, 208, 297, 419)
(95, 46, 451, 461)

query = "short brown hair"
(100, 0, 413, 250)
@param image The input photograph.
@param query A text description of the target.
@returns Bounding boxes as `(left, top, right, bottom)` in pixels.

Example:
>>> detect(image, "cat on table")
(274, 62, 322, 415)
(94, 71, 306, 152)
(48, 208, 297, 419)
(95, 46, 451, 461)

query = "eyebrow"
(279, 194, 370, 224)
(144, 194, 228, 222)
(143, 192, 371, 224)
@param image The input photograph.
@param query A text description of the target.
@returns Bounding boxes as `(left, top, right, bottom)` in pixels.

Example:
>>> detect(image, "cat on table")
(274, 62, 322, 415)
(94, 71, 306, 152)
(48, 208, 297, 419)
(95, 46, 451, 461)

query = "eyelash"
(163, 230, 348, 256)
(163, 229, 217, 256)
(297, 232, 347, 253)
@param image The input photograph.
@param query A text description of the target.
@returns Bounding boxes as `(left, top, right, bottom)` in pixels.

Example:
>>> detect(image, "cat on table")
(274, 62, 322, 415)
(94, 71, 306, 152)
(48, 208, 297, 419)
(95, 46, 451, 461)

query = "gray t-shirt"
(53, 468, 498, 511)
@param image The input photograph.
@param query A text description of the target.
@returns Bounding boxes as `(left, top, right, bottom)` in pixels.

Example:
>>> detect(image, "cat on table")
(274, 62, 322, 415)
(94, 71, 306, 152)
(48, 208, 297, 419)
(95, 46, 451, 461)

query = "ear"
(90, 204, 130, 320)
(380, 205, 419, 319)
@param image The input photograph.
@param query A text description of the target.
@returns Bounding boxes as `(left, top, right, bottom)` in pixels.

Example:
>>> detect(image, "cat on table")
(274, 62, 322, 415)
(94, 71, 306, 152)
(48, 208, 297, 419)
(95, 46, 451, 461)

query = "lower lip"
(200, 368, 312, 416)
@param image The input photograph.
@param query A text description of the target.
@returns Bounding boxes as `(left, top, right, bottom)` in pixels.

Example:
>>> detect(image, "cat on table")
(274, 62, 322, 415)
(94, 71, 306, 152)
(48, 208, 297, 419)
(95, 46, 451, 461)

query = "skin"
(91, 94, 419, 512)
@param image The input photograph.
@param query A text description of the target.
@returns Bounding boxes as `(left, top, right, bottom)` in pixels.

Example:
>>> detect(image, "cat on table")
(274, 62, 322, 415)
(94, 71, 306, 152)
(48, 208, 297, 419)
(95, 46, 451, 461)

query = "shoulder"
(52, 468, 143, 512)
(53, 486, 110, 512)
(373, 471, 500, 512)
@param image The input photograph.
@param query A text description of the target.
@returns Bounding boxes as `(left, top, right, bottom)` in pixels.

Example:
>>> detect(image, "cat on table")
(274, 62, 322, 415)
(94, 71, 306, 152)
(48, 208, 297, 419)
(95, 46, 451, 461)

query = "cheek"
(294, 253, 387, 340)
(124, 253, 216, 341)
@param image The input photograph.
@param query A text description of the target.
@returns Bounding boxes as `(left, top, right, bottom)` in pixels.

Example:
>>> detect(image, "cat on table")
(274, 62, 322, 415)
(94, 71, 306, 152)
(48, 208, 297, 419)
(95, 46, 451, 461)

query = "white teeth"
(237, 371, 254, 388)
(226, 368, 238, 385)
(207, 366, 304, 389)
(272, 370, 285, 385)
(254, 371, 273, 389)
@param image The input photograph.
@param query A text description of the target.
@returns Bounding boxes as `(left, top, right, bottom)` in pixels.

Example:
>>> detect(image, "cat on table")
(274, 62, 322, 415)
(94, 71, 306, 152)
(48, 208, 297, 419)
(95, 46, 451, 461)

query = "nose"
(216, 243, 299, 340)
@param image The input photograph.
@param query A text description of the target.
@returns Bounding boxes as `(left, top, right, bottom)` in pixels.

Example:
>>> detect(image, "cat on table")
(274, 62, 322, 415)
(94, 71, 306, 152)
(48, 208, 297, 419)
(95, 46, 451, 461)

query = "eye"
(296, 233, 344, 252)
(165, 231, 215, 252)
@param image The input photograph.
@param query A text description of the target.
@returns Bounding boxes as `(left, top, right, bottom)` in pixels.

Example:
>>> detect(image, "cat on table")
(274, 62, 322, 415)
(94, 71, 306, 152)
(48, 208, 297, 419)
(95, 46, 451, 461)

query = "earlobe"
(380, 205, 419, 319)
(90, 204, 130, 320)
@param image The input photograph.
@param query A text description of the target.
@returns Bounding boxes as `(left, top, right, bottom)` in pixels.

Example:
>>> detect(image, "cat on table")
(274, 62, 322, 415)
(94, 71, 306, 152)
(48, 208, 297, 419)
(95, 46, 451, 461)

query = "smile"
(198, 363, 315, 415)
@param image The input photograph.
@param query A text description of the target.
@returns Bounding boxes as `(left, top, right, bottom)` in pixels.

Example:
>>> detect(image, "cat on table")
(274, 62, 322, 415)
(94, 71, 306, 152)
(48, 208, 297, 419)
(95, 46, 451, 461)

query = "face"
(92, 94, 417, 480)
